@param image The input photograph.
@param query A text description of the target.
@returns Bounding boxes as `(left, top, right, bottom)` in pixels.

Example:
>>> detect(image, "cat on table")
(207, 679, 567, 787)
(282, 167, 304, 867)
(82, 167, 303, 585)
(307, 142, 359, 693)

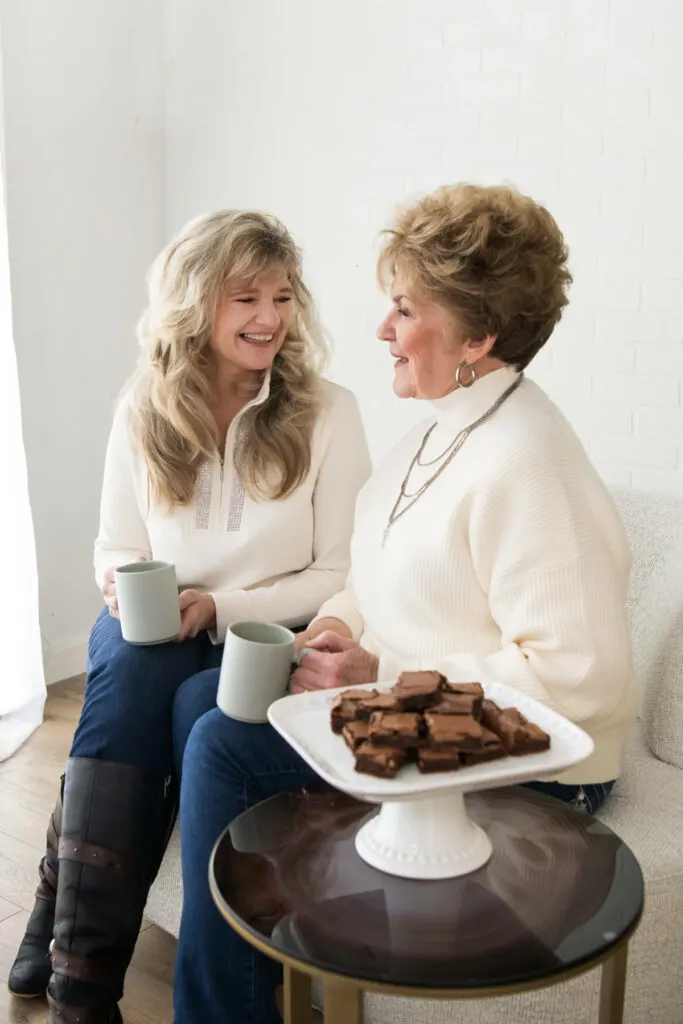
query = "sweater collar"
(226, 370, 272, 442)
(236, 369, 272, 416)
(252, 369, 272, 408)
(429, 365, 522, 428)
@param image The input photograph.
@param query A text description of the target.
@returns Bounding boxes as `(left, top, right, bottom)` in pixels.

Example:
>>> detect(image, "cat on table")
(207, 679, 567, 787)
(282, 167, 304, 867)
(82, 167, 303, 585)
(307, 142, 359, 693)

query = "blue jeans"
(174, 695, 318, 1024)
(524, 779, 615, 815)
(71, 609, 225, 775)
(173, 669, 616, 1024)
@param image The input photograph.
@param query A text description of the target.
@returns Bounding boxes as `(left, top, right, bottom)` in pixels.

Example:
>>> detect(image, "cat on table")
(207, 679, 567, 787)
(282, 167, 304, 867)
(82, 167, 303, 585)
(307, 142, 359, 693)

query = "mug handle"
(294, 647, 317, 667)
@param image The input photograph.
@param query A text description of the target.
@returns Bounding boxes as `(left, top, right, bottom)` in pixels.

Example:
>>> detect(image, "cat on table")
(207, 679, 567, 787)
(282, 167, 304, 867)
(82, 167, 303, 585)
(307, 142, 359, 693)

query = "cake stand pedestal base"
(355, 790, 492, 880)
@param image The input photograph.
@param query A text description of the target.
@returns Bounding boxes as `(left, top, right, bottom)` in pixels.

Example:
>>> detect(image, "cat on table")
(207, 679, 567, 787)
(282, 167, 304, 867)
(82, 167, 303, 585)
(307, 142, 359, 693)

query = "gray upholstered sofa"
(144, 488, 683, 1024)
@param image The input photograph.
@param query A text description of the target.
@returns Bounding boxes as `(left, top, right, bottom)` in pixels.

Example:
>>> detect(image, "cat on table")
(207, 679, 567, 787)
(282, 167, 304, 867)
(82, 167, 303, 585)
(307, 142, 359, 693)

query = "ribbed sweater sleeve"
(93, 398, 151, 589)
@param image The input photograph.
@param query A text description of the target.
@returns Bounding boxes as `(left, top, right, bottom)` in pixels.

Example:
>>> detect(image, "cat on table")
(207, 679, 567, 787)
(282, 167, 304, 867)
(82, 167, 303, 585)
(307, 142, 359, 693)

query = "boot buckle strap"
(58, 838, 134, 878)
(51, 944, 122, 986)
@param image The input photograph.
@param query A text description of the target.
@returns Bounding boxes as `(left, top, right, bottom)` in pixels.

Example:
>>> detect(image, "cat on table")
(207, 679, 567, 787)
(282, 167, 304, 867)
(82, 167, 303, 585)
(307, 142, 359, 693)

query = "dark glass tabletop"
(210, 785, 643, 991)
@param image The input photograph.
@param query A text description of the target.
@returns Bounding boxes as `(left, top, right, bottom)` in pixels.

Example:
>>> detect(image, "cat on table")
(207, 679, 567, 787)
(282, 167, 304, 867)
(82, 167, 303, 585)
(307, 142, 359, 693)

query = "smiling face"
(209, 264, 295, 374)
(376, 270, 500, 399)
(376, 271, 466, 399)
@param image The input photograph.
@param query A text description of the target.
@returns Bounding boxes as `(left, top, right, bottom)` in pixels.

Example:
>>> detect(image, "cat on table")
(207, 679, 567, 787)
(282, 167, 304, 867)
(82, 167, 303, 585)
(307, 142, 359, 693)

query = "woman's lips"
(240, 333, 275, 347)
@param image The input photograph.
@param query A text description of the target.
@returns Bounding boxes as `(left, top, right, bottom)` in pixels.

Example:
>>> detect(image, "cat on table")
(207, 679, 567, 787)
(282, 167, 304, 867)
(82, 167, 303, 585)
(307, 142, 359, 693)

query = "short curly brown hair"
(378, 184, 572, 369)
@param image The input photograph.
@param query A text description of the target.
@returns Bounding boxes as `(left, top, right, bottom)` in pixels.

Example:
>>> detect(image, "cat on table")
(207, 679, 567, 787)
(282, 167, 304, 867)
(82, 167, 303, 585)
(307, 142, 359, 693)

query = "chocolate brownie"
(430, 692, 483, 717)
(440, 681, 485, 700)
(460, 726, 507, 764)
(356, 692, 399, 719)
(481, 702, 550, 755)
(342, 720, 370, 751)
(424, 712, 484, 751)
(515, 721, 551, 754)
(340, 687, 378, 702)
(354, 742, 408, 779)
(496, 708, 550, 754)
(330, 698, 359, 734)
(417, 748, 461, 774)
(392, 671, 443, 710)
(480, 698, 504, 732)
(368, 712, 422, 748)
(332, 673, 550, 778)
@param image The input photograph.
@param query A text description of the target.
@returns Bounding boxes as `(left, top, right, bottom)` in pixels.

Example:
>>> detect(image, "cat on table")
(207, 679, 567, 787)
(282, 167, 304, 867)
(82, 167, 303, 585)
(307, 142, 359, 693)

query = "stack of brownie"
(329, 670, 550, 779)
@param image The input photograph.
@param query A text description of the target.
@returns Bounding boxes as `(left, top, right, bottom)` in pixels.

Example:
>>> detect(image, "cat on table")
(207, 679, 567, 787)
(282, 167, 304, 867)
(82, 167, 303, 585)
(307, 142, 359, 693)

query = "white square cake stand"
(268, 681, 593, 880)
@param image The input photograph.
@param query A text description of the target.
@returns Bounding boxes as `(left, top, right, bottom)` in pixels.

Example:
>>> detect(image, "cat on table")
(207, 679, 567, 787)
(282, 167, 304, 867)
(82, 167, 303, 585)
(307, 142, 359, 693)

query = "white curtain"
(0, 68, 46, 760)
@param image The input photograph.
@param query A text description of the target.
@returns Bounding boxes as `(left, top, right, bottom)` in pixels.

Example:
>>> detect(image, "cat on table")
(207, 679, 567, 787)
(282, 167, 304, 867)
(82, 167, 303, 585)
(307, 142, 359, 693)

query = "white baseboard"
(44, 642, 87, 685)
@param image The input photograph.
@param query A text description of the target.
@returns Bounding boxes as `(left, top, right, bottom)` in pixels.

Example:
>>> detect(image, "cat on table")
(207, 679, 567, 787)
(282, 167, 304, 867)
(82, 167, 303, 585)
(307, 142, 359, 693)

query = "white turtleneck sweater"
(94, 377, 371, 641)
(317, 366, 637, 784)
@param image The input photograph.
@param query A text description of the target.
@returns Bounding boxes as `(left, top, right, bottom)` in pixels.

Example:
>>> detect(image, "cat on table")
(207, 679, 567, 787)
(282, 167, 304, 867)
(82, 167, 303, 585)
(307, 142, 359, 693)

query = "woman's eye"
(398, 307, 410, 318)
(236, 298, 255, 304)
(276, 296, 292, 304)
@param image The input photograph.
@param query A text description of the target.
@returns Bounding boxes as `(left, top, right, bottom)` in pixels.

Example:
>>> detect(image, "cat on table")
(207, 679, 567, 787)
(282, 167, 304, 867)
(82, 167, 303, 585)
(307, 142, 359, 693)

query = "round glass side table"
(210, 785, 643, 1024)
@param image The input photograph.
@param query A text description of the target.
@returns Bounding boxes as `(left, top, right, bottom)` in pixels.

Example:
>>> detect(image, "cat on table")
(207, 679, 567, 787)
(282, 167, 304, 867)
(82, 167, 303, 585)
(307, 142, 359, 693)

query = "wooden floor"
(0, 677, 176, 1023)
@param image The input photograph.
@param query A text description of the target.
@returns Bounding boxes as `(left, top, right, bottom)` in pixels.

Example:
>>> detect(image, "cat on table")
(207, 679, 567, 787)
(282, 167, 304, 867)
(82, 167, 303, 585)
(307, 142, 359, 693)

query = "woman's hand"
(293, 617, 352, 653)
(178, 590, 217, 640)
(102, 568, 119, 619)
(102, 555, 150, 619)
(290, 631, 379, 694)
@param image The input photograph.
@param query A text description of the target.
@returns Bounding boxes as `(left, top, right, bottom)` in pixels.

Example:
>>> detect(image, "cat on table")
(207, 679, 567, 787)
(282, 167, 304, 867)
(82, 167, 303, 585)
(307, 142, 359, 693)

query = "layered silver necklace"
(382, 373, 524, 547)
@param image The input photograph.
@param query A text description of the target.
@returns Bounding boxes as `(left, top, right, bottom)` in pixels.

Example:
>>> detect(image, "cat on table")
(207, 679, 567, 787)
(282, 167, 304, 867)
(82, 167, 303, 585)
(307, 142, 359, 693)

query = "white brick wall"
(166, 0, 683, 495)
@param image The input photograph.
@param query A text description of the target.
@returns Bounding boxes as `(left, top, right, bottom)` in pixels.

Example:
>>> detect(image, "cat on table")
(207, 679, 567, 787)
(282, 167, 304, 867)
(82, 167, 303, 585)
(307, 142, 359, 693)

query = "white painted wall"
(166, 0, 683, 491)
(4, 0, 682, 678)
(1, 0, 165, 680)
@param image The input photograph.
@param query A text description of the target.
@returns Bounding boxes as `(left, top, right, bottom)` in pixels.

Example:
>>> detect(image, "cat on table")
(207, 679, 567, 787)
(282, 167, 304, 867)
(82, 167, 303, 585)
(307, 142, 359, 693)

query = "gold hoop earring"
(455, 360, 477, 388)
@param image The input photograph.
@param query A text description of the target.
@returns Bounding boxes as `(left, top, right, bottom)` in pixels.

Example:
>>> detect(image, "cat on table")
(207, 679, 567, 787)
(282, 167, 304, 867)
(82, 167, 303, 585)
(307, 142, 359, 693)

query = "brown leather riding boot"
(46, 758, 175, 1024)
(8, 778, 63, 998)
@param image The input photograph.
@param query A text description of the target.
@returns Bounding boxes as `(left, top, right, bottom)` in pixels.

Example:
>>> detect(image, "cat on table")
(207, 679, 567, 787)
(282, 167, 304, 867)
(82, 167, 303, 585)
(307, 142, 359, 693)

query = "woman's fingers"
(177, 591, 201, 639)
(179, 609, 197, 640)
(102, 571, 118, 618)
(105, 589, 120, 619)
(306, 631, 357, 654)
(178, 589, 201, 611)
(296, 649, 338, 673)
(289, 664, 338, 692)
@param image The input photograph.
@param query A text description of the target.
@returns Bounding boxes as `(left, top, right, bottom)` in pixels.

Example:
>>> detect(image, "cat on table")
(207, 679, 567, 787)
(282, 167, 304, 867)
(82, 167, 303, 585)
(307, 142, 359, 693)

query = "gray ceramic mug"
(217, 621, 296, 723)
(114, 560, 181, 645)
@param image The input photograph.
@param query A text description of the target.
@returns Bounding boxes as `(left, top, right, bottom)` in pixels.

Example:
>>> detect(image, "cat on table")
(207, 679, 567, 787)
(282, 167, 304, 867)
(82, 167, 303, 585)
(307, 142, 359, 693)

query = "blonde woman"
(9, 211, 370, 1024)
(174, 186, 636, 1024)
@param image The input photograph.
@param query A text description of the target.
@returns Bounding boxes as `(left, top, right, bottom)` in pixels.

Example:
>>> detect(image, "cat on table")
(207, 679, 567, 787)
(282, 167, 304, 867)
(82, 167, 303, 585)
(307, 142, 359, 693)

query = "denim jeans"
(71, 609, 225, 775)
(174, 694, 318, 1024)
(173, 670, 616, 1024)
(524, 779, 615, 815)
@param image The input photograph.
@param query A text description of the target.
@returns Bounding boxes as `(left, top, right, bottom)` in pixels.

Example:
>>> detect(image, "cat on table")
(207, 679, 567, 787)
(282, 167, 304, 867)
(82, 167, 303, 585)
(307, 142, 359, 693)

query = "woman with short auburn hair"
(174, 184, 636, 1024)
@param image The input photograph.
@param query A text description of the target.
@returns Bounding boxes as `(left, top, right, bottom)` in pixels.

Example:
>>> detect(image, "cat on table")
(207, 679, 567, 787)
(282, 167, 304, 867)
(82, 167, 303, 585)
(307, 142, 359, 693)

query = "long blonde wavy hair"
(128, 211, 329, 508)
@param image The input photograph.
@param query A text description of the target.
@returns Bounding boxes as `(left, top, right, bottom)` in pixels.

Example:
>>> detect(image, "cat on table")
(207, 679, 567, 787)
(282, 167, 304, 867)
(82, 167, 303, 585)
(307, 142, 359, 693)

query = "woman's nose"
(255, 302, 281, 330)
(377, 314, 394, 341)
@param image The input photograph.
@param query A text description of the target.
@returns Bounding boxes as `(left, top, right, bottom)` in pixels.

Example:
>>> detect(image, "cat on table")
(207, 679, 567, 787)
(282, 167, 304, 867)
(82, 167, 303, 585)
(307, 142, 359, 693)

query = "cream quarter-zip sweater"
(317, 366, 637, 784)
(95, 377, 371, 640)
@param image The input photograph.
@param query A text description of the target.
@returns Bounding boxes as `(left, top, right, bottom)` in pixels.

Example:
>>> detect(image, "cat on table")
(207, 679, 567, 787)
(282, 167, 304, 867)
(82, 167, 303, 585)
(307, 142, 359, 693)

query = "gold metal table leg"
(282, 965, 312, 1024)
(323, 977, 364, 1024)
(598, 942, 628, 1024)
